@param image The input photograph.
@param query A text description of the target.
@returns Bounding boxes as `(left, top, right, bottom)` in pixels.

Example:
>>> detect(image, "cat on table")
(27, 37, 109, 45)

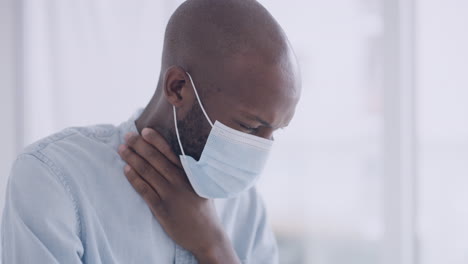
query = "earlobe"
(163, 66, 188, 107)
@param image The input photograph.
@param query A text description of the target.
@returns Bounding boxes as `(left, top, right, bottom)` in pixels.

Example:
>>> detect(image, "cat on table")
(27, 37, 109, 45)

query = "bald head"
(161, 0, 294, 86)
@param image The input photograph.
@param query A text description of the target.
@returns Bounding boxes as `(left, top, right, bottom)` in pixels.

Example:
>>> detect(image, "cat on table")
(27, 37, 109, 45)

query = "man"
(1, 0, 301, 263)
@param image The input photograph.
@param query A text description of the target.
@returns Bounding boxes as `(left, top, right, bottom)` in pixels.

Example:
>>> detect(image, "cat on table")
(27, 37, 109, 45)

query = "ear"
(162, 66, 191, 107)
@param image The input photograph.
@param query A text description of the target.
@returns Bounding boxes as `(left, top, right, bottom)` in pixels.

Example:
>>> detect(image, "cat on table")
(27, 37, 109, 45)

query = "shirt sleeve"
(1, 153, 84, 263)
(247, 189, 279, 264)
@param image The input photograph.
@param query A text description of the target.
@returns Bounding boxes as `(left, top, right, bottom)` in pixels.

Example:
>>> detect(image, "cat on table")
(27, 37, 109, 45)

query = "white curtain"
(20, 0, 183, 144)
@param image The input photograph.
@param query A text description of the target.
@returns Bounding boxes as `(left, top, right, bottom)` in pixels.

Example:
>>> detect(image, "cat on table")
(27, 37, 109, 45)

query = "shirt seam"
(18, 151, 85, 257)
(25, 127, 117, 155)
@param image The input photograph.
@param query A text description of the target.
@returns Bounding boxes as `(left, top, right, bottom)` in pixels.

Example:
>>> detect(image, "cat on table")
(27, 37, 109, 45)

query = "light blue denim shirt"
(1, 109, 278, 264)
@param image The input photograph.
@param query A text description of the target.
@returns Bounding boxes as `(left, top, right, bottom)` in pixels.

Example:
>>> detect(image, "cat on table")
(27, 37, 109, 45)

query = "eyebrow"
(241, 112, 273, 128)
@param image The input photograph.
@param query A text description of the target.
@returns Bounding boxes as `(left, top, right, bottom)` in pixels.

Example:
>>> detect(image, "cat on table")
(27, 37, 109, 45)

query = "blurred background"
(0, 0, 467, 263)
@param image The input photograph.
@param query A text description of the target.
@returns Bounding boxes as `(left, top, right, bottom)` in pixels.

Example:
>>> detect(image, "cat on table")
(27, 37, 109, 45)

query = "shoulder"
(2, 154, 85, 262)
(4, 153, 82, 236)
(15, 123, 121, 181)
(7, 123, 119, 216)
(21, 123, 118, 156)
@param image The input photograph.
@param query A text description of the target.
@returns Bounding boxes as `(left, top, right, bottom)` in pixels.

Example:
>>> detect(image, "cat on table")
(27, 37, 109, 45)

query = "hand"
(118, 128, 240, 264)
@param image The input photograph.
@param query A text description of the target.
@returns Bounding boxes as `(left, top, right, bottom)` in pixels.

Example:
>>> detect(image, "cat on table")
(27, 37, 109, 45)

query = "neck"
(135, 94, 173, 137)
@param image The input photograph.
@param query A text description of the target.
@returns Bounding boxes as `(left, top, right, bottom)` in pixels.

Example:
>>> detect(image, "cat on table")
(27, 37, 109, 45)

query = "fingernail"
(125, 133, 134, 141)
(118, 144, 127, 153)
(124, 165, 131, 173)
(142, 128, 151, 137)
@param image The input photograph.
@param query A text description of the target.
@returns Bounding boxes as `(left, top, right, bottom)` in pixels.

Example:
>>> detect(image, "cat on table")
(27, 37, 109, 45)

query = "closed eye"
(239, 123, 259, 133)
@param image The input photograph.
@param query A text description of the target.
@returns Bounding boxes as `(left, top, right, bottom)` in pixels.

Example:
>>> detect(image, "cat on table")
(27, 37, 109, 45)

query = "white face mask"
(173, 72, 273, 199)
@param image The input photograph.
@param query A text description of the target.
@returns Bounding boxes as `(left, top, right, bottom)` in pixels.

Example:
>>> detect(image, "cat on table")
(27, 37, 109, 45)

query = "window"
(258, 1, 384, 263)
(416, 1, 468, 263)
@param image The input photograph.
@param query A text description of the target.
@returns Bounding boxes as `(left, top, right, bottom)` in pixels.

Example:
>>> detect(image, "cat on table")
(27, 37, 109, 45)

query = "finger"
(141, 128, 182, 168)
(124, 165, 162, 209)
(119, 144, 169, 197)
(125, 133, 183, 184)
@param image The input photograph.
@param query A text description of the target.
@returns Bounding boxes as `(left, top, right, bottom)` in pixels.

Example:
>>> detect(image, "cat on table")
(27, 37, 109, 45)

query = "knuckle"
(154, 201, 168, 215)
(161, 145, 171, 154)
(125, 169, 136, 181)
(139, 163, 151, 176)
(126, 135, 136, 146)
(162, 164, 172, 175)
(138, 183, 149, 196)
(146, 149, 158, 159)
(149, 195, 161, 207)
(120, 147, 130, 157)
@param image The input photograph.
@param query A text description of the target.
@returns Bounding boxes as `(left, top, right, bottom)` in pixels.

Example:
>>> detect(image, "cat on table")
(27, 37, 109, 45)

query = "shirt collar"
(118, 108, 144, 144)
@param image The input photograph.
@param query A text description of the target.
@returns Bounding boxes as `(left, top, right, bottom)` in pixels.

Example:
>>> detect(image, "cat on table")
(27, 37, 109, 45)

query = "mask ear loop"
(173, 106, 195, 186)
(173, 72, 213, 160)
(185, 72, 214, 127)
(173, 106, 187, 157)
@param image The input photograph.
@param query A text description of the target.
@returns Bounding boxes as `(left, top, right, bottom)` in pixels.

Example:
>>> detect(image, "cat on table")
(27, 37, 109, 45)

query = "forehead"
(209, 55, 301, 128)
